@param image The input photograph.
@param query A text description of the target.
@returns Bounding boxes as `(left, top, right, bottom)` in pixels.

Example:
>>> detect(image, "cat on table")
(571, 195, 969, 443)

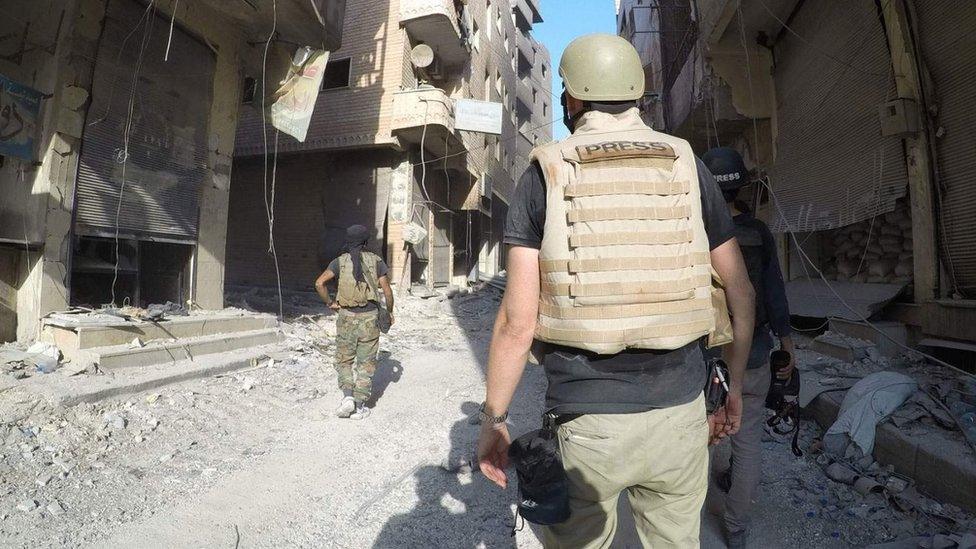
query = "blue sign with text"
(0, 73, 43, 161)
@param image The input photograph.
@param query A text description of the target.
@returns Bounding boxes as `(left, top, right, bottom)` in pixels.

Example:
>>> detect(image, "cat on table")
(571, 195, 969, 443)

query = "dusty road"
(1, 288, 970, 547)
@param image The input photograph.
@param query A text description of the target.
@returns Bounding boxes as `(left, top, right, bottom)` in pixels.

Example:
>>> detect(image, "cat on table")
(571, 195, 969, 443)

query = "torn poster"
(0, 73, 42, 161)
(269, 48, 329, 142)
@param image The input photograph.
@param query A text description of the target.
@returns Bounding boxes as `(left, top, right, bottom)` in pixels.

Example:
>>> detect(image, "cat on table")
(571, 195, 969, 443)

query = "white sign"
(454, 99, 503, 135)
(270, 49, 329, 142)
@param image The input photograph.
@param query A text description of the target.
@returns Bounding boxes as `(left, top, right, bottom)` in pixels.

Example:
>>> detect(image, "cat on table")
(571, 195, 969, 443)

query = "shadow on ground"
(371, 288, 550, 547)
(367, 351, 403, 409)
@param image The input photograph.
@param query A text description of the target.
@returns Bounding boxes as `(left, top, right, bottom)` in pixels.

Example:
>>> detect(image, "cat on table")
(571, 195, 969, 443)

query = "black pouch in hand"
(705, 359, 730, 414)
(508, 425, 571, 526)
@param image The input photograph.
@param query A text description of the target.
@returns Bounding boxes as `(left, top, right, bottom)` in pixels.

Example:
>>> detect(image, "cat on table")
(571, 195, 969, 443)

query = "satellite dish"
(410, 44, 435, 69)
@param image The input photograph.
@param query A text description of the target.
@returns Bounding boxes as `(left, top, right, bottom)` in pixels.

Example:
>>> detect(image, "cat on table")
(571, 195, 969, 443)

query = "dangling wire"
(260, 0, 284, 323)
(111, 0, 156, 306)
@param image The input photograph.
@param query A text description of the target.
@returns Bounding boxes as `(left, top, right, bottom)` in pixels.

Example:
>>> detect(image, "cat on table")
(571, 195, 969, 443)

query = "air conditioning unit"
(480, 173, 492, 197)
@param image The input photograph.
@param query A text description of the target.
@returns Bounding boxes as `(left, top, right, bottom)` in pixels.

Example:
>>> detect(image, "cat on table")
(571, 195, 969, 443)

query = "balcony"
(511, 0, 543, 31)
(516, 31, 535, 73)
(391, 87, 465, 157)
(206, 0, 346, 51)
(400, 0, 469, 68)
(516, 78, 535, 124)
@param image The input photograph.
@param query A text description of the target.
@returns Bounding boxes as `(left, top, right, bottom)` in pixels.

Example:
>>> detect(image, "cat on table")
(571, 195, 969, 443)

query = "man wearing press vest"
(476, 34, 756, 547)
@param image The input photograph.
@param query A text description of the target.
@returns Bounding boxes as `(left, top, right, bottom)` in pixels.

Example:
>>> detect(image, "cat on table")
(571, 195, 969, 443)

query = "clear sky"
(533, 0, 619, 140)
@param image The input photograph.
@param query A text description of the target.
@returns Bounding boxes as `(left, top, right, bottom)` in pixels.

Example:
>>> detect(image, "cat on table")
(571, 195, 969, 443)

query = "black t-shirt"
(505, 158, 736, 414)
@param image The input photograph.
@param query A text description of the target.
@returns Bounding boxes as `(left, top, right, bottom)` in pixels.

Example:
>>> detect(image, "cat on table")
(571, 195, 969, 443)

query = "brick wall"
(235, 0, 406, 155)
(226, 149, 399, 290)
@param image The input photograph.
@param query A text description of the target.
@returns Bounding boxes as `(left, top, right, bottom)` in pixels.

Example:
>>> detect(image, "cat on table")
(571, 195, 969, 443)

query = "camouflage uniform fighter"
(315, 225, 395, 420)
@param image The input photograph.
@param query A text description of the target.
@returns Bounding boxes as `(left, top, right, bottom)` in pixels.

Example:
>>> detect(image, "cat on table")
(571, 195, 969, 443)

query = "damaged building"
(0, 0, 345, 343)
(619, 0, 976, 351)
(227, 0, 552, 293)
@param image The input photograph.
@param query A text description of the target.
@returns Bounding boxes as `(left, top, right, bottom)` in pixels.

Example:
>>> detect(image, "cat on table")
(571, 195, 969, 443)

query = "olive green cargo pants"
(542, 393, 710, 548)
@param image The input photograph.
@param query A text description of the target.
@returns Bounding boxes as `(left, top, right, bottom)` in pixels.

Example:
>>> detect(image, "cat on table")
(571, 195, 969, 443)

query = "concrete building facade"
(0, 0, 343, 342)
(227, 0, 552, 294)
(618, 0, 976, 344)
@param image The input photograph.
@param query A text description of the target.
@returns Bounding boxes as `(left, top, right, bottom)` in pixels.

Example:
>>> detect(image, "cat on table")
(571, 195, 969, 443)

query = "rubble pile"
(755, 414, 976, 546)
(1, 342, 64, 381)
(0, 287, 501, 546)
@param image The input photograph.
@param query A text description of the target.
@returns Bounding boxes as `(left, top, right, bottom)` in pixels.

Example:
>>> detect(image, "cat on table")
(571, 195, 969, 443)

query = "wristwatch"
(479, 402, 508, 425)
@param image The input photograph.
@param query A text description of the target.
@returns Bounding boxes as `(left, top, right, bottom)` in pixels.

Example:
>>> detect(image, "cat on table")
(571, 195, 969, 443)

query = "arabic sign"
(388, 160, 411, 224)
(270, 48, 329, 142)
(0, 73, 42, 160)
(454, 98, 503, 135)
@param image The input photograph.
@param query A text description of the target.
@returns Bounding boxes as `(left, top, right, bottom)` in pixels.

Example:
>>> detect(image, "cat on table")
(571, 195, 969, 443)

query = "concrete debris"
(16, 500, 38, 513)
(102, 412, 126, 430)
(129, 338, 145, 349)
(46, 501, 65, 516)
(240, 377, 256, 392)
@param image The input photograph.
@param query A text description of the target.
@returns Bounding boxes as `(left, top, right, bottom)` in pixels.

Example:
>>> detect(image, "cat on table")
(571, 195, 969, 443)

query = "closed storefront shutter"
(76, 0, 214, 242)
(768, 0, 908, 234)
(914, 0, 976, 296)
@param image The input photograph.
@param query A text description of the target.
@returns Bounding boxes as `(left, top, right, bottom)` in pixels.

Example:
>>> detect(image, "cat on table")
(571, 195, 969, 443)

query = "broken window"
(321, 57, 351, 91)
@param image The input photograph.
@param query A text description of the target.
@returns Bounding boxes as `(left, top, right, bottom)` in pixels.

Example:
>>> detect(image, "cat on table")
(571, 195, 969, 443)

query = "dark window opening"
(321, 58, 352, 90)
(70, 236, 192, 309)
(242, 76, 256, 104)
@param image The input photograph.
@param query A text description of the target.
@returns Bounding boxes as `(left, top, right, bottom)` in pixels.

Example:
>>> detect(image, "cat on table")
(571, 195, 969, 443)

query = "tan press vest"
(531, 108, 732, 355)
(336, 252, 380, 308)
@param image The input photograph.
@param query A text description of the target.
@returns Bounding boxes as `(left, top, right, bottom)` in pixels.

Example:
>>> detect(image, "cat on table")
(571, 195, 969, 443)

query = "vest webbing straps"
(564, 180, 691, 198)
(569, 229, 694, 248)
(542, 273, 712, 298)
(567, 205, 692, 223)
(540, 252, 712, 274)
(536, 318, 714, 345)
(538, 297, 711, 320)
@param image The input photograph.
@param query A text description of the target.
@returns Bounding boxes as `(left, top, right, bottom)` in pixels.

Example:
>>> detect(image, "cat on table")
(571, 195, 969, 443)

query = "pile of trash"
(1, 342, 62, 379)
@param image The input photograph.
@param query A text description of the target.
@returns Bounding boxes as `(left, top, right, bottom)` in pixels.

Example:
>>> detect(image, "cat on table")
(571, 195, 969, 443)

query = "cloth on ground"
(824, 371, 917, 457)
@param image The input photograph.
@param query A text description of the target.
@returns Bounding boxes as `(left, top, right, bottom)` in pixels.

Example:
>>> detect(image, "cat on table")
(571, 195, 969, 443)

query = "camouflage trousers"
(335, 309, 380, 403)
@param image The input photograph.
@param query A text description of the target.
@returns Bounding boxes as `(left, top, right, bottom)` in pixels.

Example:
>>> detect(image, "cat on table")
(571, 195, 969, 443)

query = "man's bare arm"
(711, 238, 756, 388)
(314, 269, 336, 305)
(710, 238, 756, 437)
(378, 275, 395, 324)
(478, 246, 540, 488)
(484, 246, 540, 415)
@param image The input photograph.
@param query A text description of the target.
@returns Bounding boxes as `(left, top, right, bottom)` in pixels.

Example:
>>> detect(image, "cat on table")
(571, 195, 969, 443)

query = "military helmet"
(703, 147, 750, 191)
(559, 34, 645, 102)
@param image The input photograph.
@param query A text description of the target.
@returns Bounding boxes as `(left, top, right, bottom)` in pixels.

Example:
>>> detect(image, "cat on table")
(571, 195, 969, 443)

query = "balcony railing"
(511, 0, 543, 29)
(400, 0, 469, 68)
(516, 31, 535, 69)
(391, 87, 465, 156)
(516, 78, 535, 123)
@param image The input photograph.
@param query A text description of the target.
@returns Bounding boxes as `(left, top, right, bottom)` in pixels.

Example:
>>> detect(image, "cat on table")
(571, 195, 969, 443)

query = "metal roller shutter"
(913, 0, 976, 296)
(768, 0, 908, 234)
(76, 0, 214, 242)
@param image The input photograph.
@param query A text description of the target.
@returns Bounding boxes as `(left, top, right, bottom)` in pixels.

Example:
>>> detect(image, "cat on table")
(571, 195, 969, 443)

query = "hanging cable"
(110, 0, 156, 306)
(761, 176, 974, 380)
(754, 0, 888, 77)
(163, 0, 179, 61)
(260, 0, 284, 322)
